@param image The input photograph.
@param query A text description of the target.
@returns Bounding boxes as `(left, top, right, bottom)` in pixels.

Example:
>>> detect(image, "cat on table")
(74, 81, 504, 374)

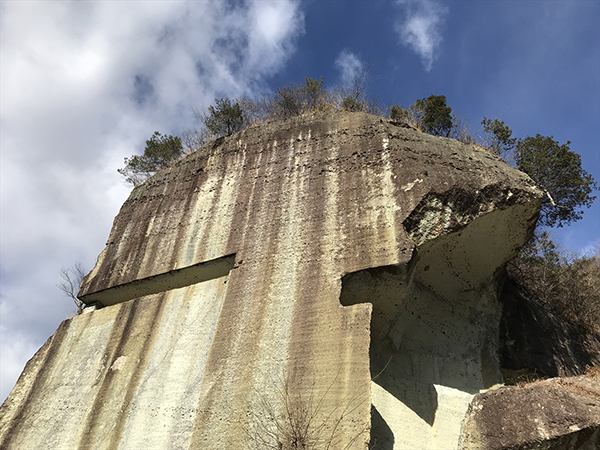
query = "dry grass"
(584, 365, 600, 378)
(501, 368, 549, 387)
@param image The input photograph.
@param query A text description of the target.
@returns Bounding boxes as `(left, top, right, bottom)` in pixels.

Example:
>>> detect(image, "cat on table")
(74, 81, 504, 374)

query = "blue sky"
(280, 0, 600, 252)
(1, 0, 598, 402)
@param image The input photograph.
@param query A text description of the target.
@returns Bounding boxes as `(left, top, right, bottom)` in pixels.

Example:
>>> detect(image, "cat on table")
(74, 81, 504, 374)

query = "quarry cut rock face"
(1, 110, 546, 449)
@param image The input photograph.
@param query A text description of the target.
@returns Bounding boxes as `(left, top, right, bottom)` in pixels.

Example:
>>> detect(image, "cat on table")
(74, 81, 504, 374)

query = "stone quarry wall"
(0, 110, 546, 449)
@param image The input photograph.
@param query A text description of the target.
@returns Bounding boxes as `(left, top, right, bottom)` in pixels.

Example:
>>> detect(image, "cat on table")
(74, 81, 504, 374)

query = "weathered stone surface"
(459, 375, 600, 450)
(0, 110, 544, 449)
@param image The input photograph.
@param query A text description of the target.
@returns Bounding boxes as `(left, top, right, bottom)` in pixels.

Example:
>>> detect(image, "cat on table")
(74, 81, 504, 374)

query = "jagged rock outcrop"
(3, 109, 589, 450)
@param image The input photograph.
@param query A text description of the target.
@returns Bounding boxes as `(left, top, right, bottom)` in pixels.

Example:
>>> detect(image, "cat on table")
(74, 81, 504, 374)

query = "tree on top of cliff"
(389, 105, 408, 121)
(409, 95, 454, 137)
(515, 134, 597, 228)
(339, 70, 369, 113)
(270, 77, 328, 119)
(481, 117, 517, 157)
(303, 76, 326, 110)
(478, 116, 596, 229)
(203, 97, 245, 138)
(234, 77, 330, 124)
(118, 131, 183, 186)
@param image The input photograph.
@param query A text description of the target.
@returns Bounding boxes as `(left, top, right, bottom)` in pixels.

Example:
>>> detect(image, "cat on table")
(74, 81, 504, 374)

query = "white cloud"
(335, 50, 365, 88)
(395, 0, 448, 71)
(0, 0, 304, 403)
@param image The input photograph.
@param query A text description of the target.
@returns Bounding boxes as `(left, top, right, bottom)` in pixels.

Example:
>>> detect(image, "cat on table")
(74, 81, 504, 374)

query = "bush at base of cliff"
(508, 232, 600, 335)
(244, 375, 368, 450)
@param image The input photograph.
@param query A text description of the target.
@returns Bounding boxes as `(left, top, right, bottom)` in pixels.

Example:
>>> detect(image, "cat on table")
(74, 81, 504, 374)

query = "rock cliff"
(1, 110, 595, 449)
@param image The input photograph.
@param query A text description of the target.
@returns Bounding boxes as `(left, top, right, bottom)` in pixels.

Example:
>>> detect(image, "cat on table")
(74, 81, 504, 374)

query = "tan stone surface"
(0, 110, 543, 449)
(459, 375, 600, 450)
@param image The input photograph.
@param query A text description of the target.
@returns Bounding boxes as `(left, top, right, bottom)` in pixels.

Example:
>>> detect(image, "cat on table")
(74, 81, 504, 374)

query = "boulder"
(460, 375, 600, 450)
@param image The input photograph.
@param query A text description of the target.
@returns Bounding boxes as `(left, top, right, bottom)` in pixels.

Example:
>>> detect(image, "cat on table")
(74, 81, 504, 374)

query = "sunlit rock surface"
(0, 110, 548, 449)
(460, 375, 600, 450)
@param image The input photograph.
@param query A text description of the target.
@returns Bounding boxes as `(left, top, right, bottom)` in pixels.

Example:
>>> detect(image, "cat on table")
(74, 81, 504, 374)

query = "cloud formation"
(335, 50, 364, 87)
(395, 0, 448, 71)
(0, 0, 304, 402)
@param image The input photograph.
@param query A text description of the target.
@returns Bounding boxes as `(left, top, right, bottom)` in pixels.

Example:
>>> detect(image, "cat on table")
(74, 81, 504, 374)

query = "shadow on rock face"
(499, 275, 600, 379)
(370, 406, 394, 450)
(341, 201, 540, 448)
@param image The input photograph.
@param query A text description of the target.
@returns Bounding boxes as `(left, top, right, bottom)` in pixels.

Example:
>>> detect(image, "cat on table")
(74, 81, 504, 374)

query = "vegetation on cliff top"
(118, 131, 183, 186)
(118, 77, 596, 234)
(515, 135, 596, 228)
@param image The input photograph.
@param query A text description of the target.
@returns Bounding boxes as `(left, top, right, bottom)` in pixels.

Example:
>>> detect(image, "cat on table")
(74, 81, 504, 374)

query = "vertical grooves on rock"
(107, 293, 169, 449)
(189, 141, 285, 448)
(77, 294, 168, 449)
(188, 154, 227, 263)
(76, 302, 136, 449)
(0, 320, 71, 448)
(169, 159, 208, 269)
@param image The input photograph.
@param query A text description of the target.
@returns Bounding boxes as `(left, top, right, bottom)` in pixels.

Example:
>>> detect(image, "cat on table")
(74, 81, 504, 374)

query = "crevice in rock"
(79, 254, 237, 307)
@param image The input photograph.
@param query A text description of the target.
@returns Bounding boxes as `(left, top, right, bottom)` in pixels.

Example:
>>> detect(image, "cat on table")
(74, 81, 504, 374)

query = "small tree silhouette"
(57, 262, 86, 314)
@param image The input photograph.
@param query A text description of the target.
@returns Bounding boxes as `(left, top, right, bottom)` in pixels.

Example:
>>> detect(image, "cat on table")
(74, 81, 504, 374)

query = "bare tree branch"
(57, 262, 86, 314)
(543, 188, 569, 209)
